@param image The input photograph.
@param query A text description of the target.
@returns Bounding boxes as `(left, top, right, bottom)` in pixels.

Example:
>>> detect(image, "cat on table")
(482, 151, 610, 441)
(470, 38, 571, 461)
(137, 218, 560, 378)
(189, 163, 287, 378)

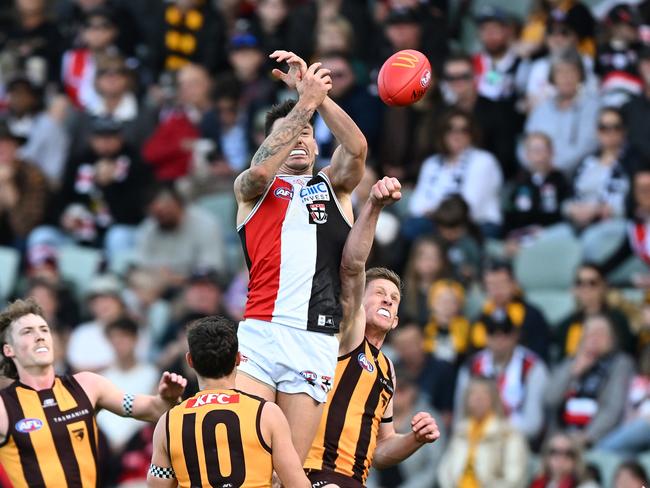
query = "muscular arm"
(76, 371, 186, 422)
(147, 413, 177, 488)
(320, 96, 367, 195)
(234, 99, 318, 204)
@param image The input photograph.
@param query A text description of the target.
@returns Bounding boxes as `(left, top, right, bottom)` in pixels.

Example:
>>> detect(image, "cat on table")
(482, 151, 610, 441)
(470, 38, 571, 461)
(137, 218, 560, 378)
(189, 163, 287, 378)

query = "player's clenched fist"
(297, 62, 332, 108)
(370, 176, 402, 207)
(158, 371, 187, 404)
(411, 412, 440, 444)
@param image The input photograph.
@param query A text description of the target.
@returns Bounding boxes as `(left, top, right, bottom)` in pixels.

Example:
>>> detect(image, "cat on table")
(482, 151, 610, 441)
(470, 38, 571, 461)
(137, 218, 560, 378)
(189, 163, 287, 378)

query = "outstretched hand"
(411, 411, 441, 443)
(158, 371, 187, 404)
(370, 176, 402, 207)
(270, 50, 307, 89)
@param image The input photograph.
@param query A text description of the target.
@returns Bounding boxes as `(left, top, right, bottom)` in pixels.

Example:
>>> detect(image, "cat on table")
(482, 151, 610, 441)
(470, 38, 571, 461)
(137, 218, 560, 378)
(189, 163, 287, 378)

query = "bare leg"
(277, 391, 324, 462)
(236, 370, 276, 402)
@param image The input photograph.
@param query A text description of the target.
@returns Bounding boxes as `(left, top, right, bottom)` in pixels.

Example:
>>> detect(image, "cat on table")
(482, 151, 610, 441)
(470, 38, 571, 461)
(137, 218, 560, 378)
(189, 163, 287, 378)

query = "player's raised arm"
(234, 62, 331, 204)
(76, 371, 186, 422)
(263, 402, 311, 488)
(147, 413, 178, 488)
(339, 177, 401, 354)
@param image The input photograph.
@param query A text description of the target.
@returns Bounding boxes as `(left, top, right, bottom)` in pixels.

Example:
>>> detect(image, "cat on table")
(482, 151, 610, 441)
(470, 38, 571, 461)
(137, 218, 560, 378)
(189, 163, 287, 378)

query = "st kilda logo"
(309, 203, 328, 224)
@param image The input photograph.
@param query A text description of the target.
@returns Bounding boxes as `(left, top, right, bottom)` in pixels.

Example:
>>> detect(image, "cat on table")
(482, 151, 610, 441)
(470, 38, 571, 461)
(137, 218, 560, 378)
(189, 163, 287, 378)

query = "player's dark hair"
(144, 181, 185, 207)
(0, 299, 44, 379)
(105, 317, 139, 337)
(187, 316, 238, 379)
(264, 99, 315, 136)
(366, 267, 402, 293)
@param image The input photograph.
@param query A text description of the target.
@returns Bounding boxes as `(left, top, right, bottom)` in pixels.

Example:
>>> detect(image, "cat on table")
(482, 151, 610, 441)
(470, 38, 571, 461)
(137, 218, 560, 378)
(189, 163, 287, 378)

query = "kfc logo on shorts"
(320, 375, 333, 393)
(274, 187, 293, 200)
(186, 393, 240, 408)
(309, 203, 328, 224)
(357, 353, 375, 373)
(300, 370, 318, 385)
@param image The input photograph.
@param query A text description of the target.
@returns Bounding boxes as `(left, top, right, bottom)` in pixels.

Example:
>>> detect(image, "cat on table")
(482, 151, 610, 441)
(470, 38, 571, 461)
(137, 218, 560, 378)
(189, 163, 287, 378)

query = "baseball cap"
(385, 7, 420, 26)
(90, 116, 123, 135)
(86, 274, 123, 300)
(228, 31, 260, 51)
(188, 267, 225, 288)
(482, 310, 516, 335)
(0, 120, 27, 145)
(475, 5, 511, 25)
(606, 3, 641, 27)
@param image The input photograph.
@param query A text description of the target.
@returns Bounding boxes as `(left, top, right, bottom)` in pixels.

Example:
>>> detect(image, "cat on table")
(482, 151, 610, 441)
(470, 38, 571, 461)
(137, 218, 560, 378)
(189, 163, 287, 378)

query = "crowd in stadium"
(5, 0, 650, 486)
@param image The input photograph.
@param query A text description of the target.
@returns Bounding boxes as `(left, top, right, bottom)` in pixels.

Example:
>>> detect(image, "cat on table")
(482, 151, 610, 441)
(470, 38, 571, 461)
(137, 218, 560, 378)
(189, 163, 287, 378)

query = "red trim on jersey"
(242, 178, 292, 322)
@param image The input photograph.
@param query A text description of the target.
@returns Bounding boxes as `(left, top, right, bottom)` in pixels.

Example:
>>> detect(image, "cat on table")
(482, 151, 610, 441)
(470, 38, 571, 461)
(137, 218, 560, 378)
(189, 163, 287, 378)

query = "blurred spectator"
(441, 52, 522, 178)
(613, 460, 648, 488)
(596, 4, 644, 107)
(133, 184, 226, 288)
(564, 107, 632, 229)
(68, 53, 157, 158)
(545, 314, 635, 447)
(423, 279, 471, 367)
(149, 0, 226, 76)
(0, 120, 49, 249)
(56, 0, 141, 58)
(525, 12, 598, 111)
(472, 5, 528, 105)
(504, 132, 570, 236)
(313, 15, 356, 61)
(391, 323, 456, 424)
(23, 276, 79, 332)
(520, 0, 596, 58)
(61, 6, 121, 109)
(96, 317, 158, 453)
(401, 236, 451, 326)
(456, 312, 548, 442)
(432, 195, 484, 285)
(142, 63, 219, 182)
(525, 49, 600, 175)
(250, 0, 290, 59)
(0, 0, 64, 86)
(596, 344, 650, 455)
(408, 109, 503, 235)
(66, 274, 129, 372)
(2, 75, 69, 186)
(622, 47, 650, 161)
(29, 116, 152, 260)
(366, 375, 445, 488)
(170, 267, 229, 323)
(556, 263, 635, 358)
(438, 377, 529, 488)
(530, 432, 600, 488)
(473, 260, 551, 361)
(314, 51, 382, 165)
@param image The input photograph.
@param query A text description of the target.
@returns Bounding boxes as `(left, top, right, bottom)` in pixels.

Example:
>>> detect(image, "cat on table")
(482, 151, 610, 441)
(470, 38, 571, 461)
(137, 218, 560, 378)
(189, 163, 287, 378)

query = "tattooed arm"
(234, 63, 332, 205)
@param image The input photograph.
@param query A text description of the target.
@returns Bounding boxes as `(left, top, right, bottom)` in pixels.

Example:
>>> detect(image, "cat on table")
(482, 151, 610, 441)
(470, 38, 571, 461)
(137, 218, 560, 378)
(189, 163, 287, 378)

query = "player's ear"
(235, 351, 241, 367)
(185, 351, 193, 369)
(2, 343, 13, 359)
(391, 315, 399, 330)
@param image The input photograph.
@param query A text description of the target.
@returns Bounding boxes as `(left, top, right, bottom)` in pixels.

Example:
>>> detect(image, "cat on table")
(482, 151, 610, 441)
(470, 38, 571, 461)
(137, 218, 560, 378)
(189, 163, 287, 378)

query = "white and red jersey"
(238, 172, 351, 334)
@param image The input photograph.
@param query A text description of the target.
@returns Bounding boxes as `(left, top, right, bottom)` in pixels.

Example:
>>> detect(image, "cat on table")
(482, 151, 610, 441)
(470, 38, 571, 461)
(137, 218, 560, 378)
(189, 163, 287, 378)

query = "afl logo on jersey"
(274, 187, 293, 200)
(309, 203, 328, 224)
(16, 418, 43, 433)
(300, 370, 318, 385)
(358, 353, 375, 373)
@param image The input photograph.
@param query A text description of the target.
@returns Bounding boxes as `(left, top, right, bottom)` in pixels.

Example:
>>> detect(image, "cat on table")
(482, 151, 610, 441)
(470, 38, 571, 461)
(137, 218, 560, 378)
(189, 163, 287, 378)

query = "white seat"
(525, 289, 575, 326)
(58, 245, 103, 298)
(0, 246, 20, 301)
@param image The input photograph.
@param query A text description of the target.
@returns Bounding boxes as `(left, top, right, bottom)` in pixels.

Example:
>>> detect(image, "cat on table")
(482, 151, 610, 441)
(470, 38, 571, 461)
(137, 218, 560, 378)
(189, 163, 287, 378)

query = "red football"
(377, 49, 432, 106)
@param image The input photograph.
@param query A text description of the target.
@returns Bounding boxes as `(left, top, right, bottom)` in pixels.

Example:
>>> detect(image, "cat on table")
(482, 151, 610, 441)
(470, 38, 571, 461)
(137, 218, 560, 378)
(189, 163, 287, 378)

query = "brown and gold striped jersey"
(305, 339, 394, 484)
(167, 388, 273, 488)
(0, 375, 99, 488)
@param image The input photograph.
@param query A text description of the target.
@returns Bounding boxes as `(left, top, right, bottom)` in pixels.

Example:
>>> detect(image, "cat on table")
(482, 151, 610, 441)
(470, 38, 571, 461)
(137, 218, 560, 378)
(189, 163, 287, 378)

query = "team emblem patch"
(320, 375, 333, 393)
(274, 186, 293, 200)
(16, 418, 43, 433)
(357, 353, 375, 373)
(300, 370, 318, 385)
(309, 203, 328, 224)
(72, 428, 85, 441)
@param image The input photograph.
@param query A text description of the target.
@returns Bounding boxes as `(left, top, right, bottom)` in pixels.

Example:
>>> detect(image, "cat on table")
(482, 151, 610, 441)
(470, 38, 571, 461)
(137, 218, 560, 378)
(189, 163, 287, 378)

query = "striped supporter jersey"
(0, 375, 99, 488)
(167, 389, 272, 488)
(304, 339, 394, 484)
(238, 172, 351, 334)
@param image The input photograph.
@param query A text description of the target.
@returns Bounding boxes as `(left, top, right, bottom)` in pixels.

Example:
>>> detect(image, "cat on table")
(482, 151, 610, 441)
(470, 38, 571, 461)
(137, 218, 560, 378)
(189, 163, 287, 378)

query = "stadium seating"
(58, 245, 103, 299)
(0, 246, 20, 302)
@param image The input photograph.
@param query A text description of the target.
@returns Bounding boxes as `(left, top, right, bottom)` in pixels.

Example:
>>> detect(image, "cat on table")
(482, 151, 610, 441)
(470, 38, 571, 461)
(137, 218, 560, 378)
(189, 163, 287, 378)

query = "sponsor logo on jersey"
(16, 418, 43, 433)
(300, 182, 330, 204)
(357, 353, 375, 373)
(320, 375, 333, 393)
(309, 203, 328, 224)
(274, 186, 293, 200)
(42, 398, 57, 408)
(300, 370, 318, 385)
(317, 315, 335, 328)
(53, 409, 90, 423)
(186, 393, 240, 408)
(379, 377, 394, 394)
(420, 69, 431, 88)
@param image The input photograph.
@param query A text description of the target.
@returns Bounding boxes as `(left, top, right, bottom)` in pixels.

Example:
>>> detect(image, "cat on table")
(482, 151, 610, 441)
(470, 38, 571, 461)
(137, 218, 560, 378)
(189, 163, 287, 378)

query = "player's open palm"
(297, 62, 331, 107)
(158, 371, 187, 403)
(411, 412, 440, 443)
(270, 50, 307, 89)
(370, 177, 402, 207)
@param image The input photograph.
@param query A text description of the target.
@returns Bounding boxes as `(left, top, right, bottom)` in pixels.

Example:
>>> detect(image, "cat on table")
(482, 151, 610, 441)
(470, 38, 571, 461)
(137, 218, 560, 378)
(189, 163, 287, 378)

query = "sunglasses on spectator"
(444, 72, 473, 82)
(575, 278, 600, 287)
(446, 125, 470, 134)
(549, 447, 576, 458)
(598, 123, 623, 132)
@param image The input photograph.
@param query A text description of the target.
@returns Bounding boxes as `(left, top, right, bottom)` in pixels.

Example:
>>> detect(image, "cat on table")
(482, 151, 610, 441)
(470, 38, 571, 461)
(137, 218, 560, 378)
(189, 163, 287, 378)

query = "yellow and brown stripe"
(0, 375, 98, 488)
(305, 339, 394, 484)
